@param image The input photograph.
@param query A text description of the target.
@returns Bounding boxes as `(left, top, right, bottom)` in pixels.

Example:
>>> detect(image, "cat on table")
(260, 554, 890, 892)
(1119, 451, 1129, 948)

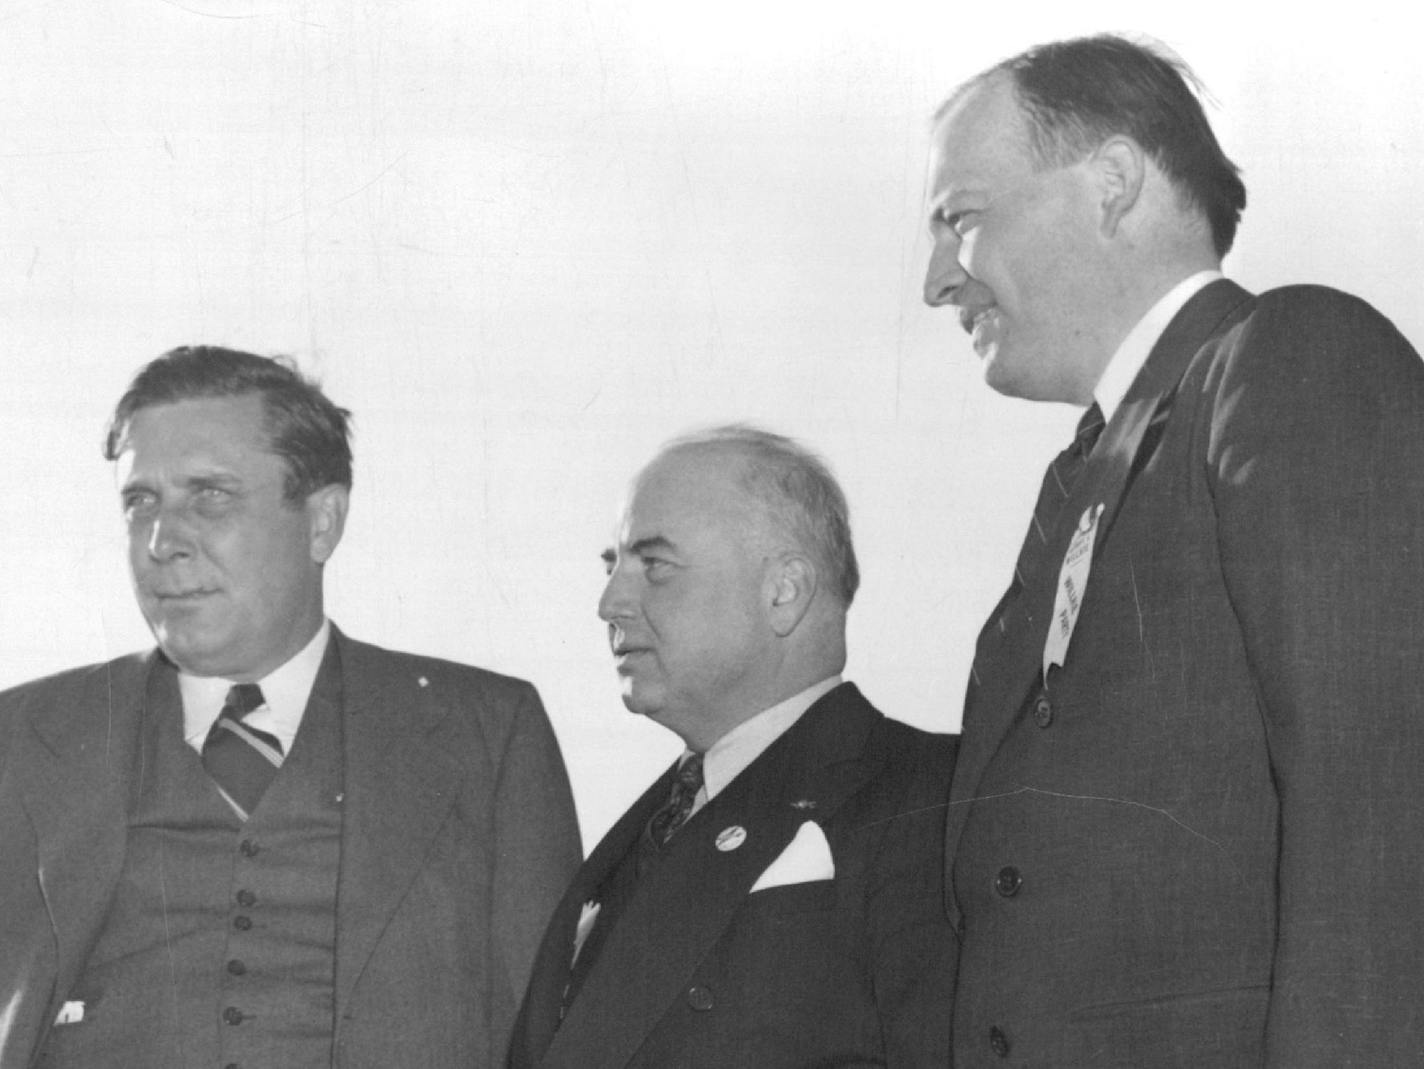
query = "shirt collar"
(1094, 270, 1223, 423)
(694, 675, 842, 806)
(180, 619, 332, 753)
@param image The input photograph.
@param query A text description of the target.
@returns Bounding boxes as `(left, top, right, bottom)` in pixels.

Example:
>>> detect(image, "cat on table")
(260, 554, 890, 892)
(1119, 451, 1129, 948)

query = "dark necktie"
(202, 683, 283, 819)
(970, 403, 1106, 686)
(1005, 402, 1106, 597)
(645, 752, 705, 850)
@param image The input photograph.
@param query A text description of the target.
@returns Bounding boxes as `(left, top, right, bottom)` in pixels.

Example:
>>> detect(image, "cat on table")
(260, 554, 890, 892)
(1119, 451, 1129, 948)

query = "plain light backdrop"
(3, 2, 1420, 841)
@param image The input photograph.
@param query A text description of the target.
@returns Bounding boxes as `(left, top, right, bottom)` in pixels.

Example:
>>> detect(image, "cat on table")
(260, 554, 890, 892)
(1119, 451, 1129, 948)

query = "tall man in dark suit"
(923, 34, 1424, 1066)
(510, 426, 957, 1068)
(0, 346, 581, 1068)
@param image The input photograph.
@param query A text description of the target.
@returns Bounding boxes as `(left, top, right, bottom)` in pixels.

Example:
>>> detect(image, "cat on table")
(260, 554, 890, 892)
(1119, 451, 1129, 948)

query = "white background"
(3, 2, 1420, 842)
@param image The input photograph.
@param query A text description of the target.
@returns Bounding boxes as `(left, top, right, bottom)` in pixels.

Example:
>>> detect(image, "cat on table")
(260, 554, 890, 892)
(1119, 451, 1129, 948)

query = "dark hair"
(103, 345, 353, 501)
(662, 424, 860, 608)
(956, 34, 1247, 257)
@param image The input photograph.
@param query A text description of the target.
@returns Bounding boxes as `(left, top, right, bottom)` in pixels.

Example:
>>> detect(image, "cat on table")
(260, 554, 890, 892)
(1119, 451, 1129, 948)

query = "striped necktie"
(202, 683, 283, 819)
(1010, 402, 1106, 593)
(969, 403, 1107, 688)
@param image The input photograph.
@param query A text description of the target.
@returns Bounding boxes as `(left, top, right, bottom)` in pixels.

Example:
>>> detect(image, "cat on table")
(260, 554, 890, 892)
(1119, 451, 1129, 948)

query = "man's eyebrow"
(602, 535, 676, 564)
(628, 535, 675, 557)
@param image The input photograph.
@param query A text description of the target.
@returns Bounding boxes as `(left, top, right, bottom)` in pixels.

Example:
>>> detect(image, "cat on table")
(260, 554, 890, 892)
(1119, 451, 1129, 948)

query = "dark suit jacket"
(510, 682, 958, 1069)
(0, 627, 581, 1069)
(949, 281, 1424, 1066)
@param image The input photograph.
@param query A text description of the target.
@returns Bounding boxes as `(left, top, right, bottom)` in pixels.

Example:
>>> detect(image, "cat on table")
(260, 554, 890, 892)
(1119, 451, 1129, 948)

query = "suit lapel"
(515, 772, 672, 1066)
(16, 653, 154, 1015)
(946, 281, 1256, 894)
(543, 684, 882, 1069)
(331, 630, 466, 1013)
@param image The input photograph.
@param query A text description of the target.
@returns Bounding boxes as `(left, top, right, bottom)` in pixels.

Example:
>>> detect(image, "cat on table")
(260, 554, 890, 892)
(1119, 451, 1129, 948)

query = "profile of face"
(116, 393, 346, 681)
(598, 448, 780, 747)
(923, 75, 1105, 404)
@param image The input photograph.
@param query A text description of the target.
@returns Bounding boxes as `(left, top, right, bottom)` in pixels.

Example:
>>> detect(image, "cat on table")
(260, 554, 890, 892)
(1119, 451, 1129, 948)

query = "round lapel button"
(715, 825, 747, 852)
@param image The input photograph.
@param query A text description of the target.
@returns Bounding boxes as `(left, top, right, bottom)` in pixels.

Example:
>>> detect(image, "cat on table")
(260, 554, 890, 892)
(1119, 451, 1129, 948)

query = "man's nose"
(146, 506, 196, 562)
(923, 236, 968, 307)
(597, 565, 634, 623)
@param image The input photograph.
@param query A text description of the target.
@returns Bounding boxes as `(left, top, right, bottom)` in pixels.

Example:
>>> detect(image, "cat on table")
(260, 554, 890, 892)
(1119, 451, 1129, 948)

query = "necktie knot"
(225, 682, 266, 717)
(1074, 402, 1106, 458)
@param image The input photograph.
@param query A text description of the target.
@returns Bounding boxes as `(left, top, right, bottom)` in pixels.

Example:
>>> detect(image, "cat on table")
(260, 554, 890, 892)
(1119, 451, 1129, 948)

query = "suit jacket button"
(1032, 694, 1053, 728)
(236, 889, 257, 908)
(686, 985, 714, 1011)
(994, 866, 1023, 897)
(989, 1025, 1010, 1057)
(233, 915, 252, 931)
(223, 1007, 245, 1025)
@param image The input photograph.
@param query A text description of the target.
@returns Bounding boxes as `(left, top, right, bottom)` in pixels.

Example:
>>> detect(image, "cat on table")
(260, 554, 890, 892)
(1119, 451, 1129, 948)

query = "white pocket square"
(54, 1001, 85, 1025)
(750, 820, 834, 891)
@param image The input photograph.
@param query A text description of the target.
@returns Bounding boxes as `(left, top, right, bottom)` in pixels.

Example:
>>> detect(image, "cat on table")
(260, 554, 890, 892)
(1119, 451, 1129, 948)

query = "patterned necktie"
(1006, 402, 1106, 597)
(646, 752, 705, 849)
(202, 683, 283, 819)
(970, 403, 1106, 687)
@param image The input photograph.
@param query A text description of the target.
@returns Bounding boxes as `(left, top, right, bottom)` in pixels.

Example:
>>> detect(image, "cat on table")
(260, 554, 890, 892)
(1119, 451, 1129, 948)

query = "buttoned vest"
(39, 657, 344, 1069)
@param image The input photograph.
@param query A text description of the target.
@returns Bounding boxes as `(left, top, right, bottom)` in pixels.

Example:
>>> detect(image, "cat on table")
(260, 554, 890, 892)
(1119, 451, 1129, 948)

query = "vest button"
(236, 889, 257, 908)
(227, 959, 247, 976)
(989, 1025, 1010, 1057)
(994, 866, 1023, 897)
(1032, 694, 1053, 727)
(223, 1007, 244, 1025)
(225, 1063, 239, 1069)
(686, 985, 714, 1011)
(239, 839, 260, 858)
(233, 915, 252, 931)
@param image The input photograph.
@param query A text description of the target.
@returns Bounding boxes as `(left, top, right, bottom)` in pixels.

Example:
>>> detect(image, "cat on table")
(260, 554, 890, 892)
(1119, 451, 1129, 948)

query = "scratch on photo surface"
(949, 785, 1238, 869)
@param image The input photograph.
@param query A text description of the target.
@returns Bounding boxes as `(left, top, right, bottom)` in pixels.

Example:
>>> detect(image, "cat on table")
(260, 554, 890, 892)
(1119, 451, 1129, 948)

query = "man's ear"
(1092, 135, 1146, 237)
(306, 484, 349, 565)
(767, 554, 817, 637)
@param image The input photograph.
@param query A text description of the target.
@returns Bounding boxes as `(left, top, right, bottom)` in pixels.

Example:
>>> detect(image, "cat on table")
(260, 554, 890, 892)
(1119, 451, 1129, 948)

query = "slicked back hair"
(661, 424, 860, 608)
(103, 345, 353, 502)
(943, 34, 1246, 257)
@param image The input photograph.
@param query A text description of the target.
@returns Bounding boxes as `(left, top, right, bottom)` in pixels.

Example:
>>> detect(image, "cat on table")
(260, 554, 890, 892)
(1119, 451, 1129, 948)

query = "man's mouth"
(152, 587, 217, 603)
(960, 306, 996, 335)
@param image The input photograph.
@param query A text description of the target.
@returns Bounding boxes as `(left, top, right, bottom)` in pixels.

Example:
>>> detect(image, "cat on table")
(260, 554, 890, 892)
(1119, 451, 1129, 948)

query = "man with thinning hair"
(0, 346, 581, 1068)
(922, 34, 1424, 1065)
(510, 425, 957, 1068)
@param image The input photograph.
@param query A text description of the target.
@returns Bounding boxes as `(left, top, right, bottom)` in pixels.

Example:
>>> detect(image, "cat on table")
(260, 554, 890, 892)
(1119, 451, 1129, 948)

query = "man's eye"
(122, 492, 156, 516)
(643, 558, 673, 579)
(947, 210, 979, 238)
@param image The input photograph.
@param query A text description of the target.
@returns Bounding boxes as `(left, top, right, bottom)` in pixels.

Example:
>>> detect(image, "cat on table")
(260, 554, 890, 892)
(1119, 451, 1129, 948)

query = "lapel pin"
(715, 825, 747, 852)
(791, 799, 817, 811)
(417, 676, 429, 688)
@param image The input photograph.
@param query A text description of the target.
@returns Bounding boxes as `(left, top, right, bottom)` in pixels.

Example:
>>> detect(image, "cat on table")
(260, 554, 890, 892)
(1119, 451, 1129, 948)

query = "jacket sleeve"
(489, 681, 582, 1062)
(1208, 287, 1424, 1065)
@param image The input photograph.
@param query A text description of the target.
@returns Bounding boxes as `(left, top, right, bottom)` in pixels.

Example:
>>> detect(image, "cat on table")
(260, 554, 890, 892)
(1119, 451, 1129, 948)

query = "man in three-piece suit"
(922, 34, 1424, 1065)
(0, 346, 581, 1068)
(510, 426, 957, 1068)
